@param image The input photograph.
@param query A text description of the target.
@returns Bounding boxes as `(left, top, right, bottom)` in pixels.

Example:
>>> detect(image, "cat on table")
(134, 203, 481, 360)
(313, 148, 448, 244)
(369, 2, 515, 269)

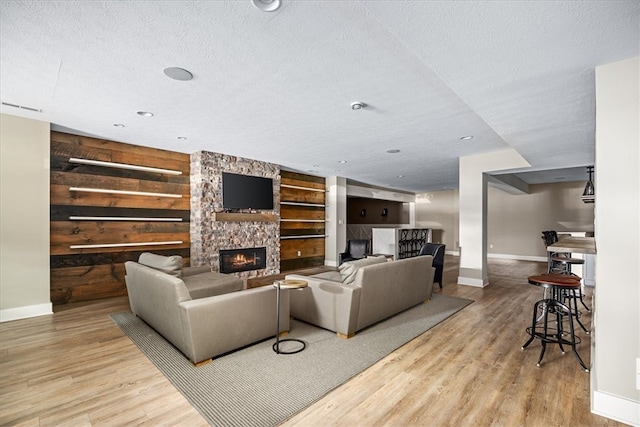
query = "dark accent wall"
(280, 171, 325, 271)
(347, 197, 404, 224)
(50, 132, 190, 305)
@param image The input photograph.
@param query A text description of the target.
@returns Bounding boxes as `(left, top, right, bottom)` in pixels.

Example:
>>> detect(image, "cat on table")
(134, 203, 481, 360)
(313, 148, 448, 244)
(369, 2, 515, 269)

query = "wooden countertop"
(547, 236, 596, 254)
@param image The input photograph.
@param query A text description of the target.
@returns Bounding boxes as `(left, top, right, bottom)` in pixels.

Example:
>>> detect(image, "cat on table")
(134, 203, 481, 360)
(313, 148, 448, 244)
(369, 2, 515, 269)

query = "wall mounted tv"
(222, 172, 274, 211)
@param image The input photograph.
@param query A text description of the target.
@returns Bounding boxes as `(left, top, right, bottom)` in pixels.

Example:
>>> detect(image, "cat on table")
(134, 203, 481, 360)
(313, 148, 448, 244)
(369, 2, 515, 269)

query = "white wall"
(415, 189, 459, 251)
(415, 181, 595, 260)
(0, 114, 52, 322)
(487, 182, 595, 259)
(592, 56, 640, 425)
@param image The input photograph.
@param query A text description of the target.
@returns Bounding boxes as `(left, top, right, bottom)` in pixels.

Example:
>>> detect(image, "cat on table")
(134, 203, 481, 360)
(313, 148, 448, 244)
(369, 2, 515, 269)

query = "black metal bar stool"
(522, 274, 589, 372)
(398, 229, 410, 259)
(541, 230, 590, 312)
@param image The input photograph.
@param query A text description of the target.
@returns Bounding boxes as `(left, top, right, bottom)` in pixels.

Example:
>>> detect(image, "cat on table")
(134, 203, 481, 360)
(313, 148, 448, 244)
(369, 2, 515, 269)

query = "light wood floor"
(0, 257, 625, 426)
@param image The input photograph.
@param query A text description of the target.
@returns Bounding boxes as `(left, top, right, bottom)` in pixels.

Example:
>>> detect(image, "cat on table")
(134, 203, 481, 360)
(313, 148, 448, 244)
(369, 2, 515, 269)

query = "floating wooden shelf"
(212, 212, 278, 222)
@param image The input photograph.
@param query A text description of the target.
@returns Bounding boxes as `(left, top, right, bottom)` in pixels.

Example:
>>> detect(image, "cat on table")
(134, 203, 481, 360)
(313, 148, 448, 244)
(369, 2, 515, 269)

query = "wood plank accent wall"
(50, 132, 191, 305)
(280, 171, 325, 271)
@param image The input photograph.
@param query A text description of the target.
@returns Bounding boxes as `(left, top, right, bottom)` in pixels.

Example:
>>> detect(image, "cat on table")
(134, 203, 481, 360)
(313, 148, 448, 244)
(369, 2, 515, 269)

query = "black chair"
(541, 231, 585, 275)
(418, 243, 446, 288)
(339, 239, 370, 265)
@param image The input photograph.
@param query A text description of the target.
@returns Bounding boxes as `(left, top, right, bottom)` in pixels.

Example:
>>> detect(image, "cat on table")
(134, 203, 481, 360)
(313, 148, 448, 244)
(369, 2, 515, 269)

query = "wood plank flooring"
(0, 257, 625, 426)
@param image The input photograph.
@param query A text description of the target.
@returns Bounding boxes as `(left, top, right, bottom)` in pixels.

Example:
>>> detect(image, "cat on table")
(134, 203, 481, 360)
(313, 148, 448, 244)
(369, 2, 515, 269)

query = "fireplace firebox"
(220, 247, 267, 274)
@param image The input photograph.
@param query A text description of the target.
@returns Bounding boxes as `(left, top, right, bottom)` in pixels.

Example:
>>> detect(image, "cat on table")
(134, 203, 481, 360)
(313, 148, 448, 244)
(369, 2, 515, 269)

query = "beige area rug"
(111, 293, 473, 427)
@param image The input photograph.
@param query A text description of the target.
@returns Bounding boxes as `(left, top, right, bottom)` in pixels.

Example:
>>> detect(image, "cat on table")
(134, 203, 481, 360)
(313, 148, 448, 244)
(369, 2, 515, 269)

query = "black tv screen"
(222, 172, 274, 210)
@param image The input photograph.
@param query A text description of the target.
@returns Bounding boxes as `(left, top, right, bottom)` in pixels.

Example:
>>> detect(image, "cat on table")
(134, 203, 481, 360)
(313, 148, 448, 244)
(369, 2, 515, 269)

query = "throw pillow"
(339, 255, 386, 284)
(138, 252, 183, 277)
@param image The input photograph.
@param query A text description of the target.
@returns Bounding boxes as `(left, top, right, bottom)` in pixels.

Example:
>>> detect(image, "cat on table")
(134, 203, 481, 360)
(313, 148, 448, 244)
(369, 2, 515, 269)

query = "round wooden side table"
(273, 279, 308, 354)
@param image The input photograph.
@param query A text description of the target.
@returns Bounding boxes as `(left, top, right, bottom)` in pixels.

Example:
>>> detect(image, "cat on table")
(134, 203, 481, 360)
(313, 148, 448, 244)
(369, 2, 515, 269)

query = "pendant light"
(581, 166, 594, 204)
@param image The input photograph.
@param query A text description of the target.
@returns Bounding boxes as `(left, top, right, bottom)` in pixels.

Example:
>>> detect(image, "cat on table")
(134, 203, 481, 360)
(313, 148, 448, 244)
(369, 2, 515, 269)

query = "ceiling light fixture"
(177, 136, 187, 140)
(460, 135, 474, 140)
(137, 111, 154, 117)
(251, 0, 281, 12)
(163, 67, 193, 81)
(581, 166, 595, 204)
(338, 160, 347, 164)
(351, 102, 365, 110)
(386, 149, 400, 154)
(113, 123, 125, 128)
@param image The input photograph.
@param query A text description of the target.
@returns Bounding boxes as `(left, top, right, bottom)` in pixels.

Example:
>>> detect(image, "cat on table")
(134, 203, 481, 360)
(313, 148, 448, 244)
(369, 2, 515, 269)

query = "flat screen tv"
(222, 172, 274, 210)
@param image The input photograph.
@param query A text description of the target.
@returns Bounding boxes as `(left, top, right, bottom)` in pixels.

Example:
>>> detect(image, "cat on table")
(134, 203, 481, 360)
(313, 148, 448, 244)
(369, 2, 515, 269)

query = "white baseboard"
(593, 390, 640, 426)
(457, 276, 489, 288)
(444, 251, 546, 263)
(487, 253, 547, 262)
(0, 303, 53, 323)
(325, 260, 339, 268)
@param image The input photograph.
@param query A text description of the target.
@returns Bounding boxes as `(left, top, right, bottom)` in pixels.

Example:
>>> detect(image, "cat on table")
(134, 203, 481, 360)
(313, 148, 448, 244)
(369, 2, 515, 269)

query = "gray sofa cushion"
(138, 252, 183, 277)
(339, 255, 387, 284)
(182, 271, 244, 299)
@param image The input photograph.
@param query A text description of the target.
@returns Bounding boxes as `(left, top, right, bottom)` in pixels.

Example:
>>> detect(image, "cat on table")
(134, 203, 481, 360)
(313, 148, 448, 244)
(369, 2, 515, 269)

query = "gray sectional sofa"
(124, 253, 289, 365)
(285, 255, 435, 338)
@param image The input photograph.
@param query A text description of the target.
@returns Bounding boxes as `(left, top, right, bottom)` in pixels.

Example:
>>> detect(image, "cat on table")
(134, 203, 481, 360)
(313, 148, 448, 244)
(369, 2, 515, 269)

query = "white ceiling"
(1, 1, 638, 193)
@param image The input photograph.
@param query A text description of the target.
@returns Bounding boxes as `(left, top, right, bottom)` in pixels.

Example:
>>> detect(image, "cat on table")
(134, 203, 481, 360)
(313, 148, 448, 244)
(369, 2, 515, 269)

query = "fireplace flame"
(231, 253, 255, 267)
(220, 247, 266, 274)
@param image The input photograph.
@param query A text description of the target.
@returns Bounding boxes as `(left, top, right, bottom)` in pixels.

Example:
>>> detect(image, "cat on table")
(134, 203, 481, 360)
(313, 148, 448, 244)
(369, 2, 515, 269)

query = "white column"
(458, 148, 530, 287)
(325, 176, 347, 267)
(592, 56, 640, 425)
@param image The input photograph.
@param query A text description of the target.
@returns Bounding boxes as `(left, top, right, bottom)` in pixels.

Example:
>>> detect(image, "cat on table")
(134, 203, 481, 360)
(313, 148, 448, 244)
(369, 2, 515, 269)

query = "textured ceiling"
(1, 1, 638, 193)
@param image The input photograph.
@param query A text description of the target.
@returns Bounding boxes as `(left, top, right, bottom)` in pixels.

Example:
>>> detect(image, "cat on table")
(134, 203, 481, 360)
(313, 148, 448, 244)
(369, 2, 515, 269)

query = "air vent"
(1, 102, 42, 113)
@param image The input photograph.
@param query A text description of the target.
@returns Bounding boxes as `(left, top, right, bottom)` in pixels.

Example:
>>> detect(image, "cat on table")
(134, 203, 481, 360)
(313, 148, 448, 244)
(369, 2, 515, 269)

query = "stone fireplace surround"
(190, 151, 280, 283)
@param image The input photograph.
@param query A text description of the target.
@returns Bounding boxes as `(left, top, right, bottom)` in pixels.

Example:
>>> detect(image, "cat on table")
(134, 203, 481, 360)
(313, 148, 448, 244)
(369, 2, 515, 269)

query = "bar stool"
(522, 274, 589, 372)
(410, 229, 422, 257)
(541, 231, 590, 312)
(398, 229, 410, 259)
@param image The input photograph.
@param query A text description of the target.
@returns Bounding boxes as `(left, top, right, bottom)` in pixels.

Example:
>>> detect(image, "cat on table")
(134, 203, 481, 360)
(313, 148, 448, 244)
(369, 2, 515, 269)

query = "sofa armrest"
(285, 273, 361, 337)
(178, 286, 289, 363)
(181, 265, 212, 277)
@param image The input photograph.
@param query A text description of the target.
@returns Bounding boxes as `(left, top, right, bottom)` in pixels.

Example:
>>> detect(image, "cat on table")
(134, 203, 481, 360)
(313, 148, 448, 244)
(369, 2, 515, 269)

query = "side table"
(273, 279, 308, 354)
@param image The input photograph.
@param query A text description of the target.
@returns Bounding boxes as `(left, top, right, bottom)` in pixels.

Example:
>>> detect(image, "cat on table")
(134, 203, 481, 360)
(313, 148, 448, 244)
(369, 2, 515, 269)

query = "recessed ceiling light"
(460, 135, 474, 140)
(177, 136, 187, 140)
(251, 0, 281, 12)
(351, 102, 365, 110)
(137, 111, 154, 117)
(163, 67, 193, 81)
(386, 149, 400, 154)
(397, 175, 404, 178)
(113, 123, 125, 128)
(338, 160, 347, 164)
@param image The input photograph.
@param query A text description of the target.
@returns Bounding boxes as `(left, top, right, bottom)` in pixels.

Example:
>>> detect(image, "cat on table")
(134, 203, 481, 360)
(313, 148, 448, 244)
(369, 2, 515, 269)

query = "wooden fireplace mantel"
(212, 212, 278, 222)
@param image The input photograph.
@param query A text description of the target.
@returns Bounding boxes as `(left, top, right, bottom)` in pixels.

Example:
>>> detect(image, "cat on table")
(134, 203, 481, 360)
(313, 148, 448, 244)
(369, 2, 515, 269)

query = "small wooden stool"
(522, 274, 589, 372)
